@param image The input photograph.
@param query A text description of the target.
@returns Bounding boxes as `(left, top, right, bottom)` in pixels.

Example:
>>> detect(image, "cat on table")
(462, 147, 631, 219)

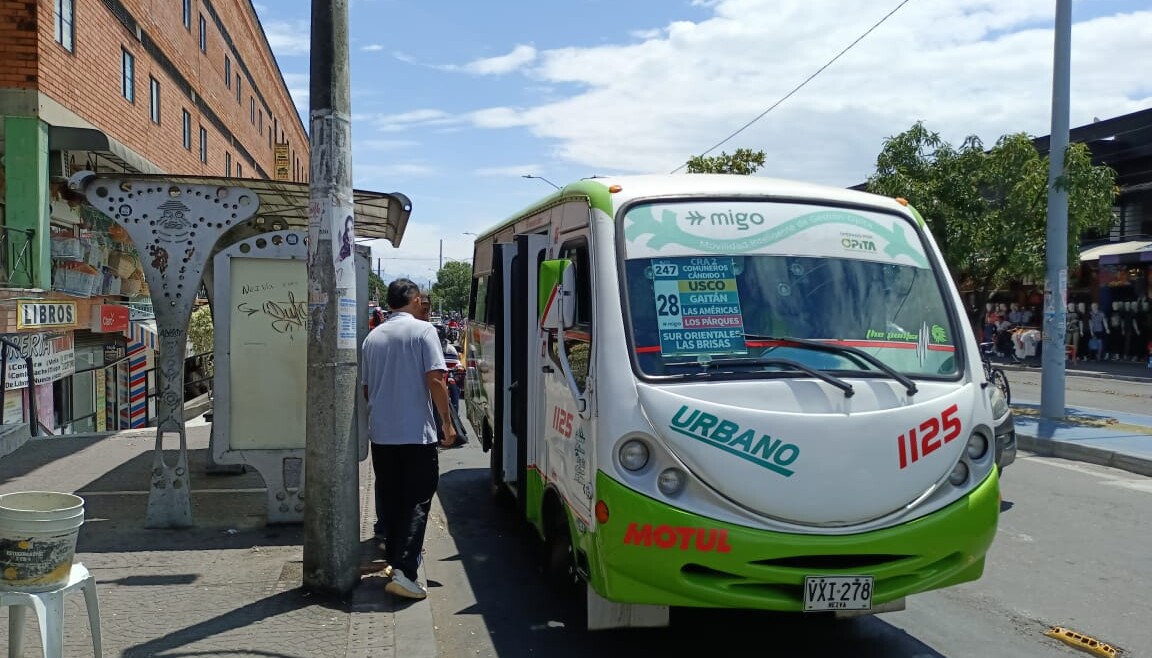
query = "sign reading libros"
(16, 301, 78, 330)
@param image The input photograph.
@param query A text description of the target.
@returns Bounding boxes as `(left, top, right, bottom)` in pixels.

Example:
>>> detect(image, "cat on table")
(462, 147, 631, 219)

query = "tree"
(431, 261, 472, 314)
(866, 122, 1117, 307)
(685, 148, 767, 175)
(368, 271, 386, 305)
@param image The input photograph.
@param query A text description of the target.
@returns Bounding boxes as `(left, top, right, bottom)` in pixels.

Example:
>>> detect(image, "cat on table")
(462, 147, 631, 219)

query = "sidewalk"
(0, 418, 437, 658)
(998, 355, 1152, 383)
(1011, 401, 1152, 478)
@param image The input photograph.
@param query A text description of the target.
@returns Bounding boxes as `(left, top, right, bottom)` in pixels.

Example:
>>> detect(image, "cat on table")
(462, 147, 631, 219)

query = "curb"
(1015, 431, 1152, 478)
(999, 363, 1152, 384)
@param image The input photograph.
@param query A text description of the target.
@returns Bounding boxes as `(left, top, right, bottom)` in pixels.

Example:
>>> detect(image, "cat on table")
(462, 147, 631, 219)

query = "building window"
(268, 126, 272, 149)
(121, 49, 135, 103)
(225, 152, 231, 176)
(225, 56, 231, 88)
(182, 0, 191, 29)
(198, 14, 206, 53)
(237, 163, 242, 178)
(199, 126, 207, 164)
(249, 97, 255, 124)
(182, 109, 191, 150)
(236, 75, 241, 103)
(54, 0, 74, 52)
(149, 77, 160, 124)
(258, 110, 263, 133)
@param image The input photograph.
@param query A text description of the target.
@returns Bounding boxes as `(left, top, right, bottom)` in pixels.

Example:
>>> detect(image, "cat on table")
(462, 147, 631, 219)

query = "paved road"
(1005, 367, 1152, 415)
(424, 438, 1151, 657)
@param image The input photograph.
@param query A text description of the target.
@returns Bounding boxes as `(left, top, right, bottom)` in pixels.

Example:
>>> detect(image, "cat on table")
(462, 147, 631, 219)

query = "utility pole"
(1041, 0, 1071, 419)
(304, 0, 359, 596)
(439, 238, 443, 270)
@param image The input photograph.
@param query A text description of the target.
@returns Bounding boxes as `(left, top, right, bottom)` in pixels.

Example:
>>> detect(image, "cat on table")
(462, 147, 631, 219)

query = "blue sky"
(254, 0, 1152, 285)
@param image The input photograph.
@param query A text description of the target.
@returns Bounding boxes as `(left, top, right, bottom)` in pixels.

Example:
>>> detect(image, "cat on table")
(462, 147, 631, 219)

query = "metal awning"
(68, 173, 413, 247)
(1080, 240, 1152, 263)
(48, 126, 164, 176)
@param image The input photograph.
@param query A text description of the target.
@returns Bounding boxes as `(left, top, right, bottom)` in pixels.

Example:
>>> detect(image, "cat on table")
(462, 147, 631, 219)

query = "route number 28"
(897, 404, 962, 469)
(656, 294, 680, 317)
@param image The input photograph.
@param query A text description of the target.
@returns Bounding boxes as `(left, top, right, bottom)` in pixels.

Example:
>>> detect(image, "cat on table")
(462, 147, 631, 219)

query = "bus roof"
(471, 174, 920, 241)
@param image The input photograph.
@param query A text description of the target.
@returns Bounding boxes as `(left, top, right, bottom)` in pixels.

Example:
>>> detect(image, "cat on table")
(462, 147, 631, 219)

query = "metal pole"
(1041, 0, 1071, 419)
(439, 239, 443, 270)
(304, 0, 359, 595)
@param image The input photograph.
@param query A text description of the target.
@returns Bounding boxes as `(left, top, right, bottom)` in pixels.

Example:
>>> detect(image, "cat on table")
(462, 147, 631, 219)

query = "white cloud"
(281, 72, 309, 116)
(359, 138, 421, 151)
(472, 165, 542, 177)
(460, 44, 538, 75)
(262, 20, 311, 56)
(370, 109, 462, 132)
(356, 163, 437, 180)
(362, 44, 385, 52)
(452, 1, 1152, 186)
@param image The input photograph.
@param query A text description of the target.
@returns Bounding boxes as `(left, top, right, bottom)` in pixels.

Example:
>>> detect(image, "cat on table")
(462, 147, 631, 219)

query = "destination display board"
(651, 257, 748, 357)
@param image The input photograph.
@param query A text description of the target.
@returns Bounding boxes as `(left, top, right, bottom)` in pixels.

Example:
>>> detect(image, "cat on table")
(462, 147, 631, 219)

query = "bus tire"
(543, 496, 581, 597)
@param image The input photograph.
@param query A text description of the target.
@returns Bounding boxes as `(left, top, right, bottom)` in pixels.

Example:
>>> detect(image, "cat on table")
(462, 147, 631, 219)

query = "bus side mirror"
(539, 259, 576, 330)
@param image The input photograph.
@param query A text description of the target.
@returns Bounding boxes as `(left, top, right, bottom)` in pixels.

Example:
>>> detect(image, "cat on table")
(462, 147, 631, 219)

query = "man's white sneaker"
(386, 572, 428, 600)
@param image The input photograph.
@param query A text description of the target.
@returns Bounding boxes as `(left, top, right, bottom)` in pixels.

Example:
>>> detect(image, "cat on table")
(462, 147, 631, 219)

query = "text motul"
(623, 522, 732, 553)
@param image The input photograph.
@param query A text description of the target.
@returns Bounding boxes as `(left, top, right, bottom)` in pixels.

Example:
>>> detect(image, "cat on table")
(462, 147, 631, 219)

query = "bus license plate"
(803, 576, 874, 612)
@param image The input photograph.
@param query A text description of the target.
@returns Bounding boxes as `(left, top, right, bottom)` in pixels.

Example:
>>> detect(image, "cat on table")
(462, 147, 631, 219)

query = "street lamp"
(522, 174, 560, 190)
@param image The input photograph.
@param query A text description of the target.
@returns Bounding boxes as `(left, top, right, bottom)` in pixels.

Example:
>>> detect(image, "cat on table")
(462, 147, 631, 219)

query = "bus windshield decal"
(624, 203, 929, 268)
(651, 257, 748, 357)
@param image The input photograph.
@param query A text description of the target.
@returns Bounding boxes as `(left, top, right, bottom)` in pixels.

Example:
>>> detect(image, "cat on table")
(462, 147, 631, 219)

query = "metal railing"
(57, 351, 214, 432)
(0, 225, 36, 287)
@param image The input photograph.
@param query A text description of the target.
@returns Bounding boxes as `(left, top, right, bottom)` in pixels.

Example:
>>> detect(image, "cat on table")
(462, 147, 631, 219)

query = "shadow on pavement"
(434, 466, 948, 658)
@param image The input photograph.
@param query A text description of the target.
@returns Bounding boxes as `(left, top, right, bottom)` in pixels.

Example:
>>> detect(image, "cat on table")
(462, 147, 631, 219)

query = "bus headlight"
(988, 384, 1009, 419)
(619, 439, 650, 471)
(966, 434, 989, 460)
(948, 461, 969, 486)
(657, 468, 686, 495)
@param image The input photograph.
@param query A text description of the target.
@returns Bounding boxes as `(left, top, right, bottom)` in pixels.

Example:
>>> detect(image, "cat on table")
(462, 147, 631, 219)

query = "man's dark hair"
(386, 278, 421, 310)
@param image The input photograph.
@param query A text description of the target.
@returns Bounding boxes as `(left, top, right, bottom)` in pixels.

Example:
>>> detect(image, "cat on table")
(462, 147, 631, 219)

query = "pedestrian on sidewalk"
(362, 278, 457, 600)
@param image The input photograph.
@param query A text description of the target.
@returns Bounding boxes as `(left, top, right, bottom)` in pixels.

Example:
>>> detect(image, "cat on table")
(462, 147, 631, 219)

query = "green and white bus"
(464, 174, 1001, 629)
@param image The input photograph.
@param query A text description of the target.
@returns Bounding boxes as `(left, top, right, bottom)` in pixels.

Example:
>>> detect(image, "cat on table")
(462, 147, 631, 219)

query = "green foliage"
(685, 148, 767, 175)
(431, 261, 472, 314)
(187, 304, 214, 356)
(866, 122, 1117, 295)
(368, 271, 387, 305)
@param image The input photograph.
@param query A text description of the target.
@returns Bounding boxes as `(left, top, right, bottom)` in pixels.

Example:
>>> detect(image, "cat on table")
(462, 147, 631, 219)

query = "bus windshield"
(619, 200, 961, 379)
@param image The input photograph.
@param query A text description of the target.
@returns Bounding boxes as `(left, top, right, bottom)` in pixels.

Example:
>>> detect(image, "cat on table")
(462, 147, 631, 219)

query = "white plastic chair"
(0, 563, 101, 658)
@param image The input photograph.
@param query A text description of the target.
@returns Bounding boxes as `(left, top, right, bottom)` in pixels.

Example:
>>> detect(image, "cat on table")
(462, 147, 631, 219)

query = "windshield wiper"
(742, 334, 919, 397)
(665, 357, 855, 397)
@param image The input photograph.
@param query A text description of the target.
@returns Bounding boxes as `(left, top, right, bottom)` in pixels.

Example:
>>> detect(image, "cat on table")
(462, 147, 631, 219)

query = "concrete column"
(3, 116, 51, 289)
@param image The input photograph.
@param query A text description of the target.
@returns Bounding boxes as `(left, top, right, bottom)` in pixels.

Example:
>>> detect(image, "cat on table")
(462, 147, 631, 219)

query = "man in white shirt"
(362, 279, 456, 600)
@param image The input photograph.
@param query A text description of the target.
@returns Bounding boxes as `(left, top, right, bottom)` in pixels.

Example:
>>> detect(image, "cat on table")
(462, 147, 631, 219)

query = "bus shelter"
(66, 171, 411, 528)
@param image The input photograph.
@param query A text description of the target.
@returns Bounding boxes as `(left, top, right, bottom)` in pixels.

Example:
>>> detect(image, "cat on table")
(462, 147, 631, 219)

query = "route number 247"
(897, 404, 961, 469)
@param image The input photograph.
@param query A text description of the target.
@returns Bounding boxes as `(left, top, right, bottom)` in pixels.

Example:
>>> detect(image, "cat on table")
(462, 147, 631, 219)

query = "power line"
(671, 0, 913, 174)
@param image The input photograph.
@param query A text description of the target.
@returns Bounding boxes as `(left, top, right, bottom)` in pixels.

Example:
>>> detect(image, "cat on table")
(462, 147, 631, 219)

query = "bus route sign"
(651, 257, 748, 357)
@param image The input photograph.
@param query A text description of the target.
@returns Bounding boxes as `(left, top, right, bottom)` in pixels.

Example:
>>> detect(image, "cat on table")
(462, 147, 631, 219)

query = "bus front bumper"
(587, 470, 1000, 612)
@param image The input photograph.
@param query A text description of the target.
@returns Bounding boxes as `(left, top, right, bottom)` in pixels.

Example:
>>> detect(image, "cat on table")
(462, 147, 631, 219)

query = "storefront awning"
(48, 126, 163, 175)
(70, 173, 412, 247)
(1080, 240, 1152, 264)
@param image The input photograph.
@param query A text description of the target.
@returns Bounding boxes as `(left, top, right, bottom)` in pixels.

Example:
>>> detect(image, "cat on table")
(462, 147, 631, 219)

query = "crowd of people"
(360, 279, 468, 601)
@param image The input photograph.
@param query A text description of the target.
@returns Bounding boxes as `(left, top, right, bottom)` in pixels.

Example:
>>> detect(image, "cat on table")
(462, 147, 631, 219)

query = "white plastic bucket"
(0, 491, 85, 592)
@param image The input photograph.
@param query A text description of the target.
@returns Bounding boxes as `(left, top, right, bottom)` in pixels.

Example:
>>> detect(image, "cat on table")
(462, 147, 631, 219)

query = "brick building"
(0, 0, 307, 441)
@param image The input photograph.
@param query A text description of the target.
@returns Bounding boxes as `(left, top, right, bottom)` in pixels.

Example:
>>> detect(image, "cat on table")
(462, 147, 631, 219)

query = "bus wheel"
(544, 506, 580, 596)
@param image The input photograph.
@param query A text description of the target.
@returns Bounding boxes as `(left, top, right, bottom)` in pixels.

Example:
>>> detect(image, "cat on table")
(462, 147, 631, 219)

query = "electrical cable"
(671, 0, 913, 173)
